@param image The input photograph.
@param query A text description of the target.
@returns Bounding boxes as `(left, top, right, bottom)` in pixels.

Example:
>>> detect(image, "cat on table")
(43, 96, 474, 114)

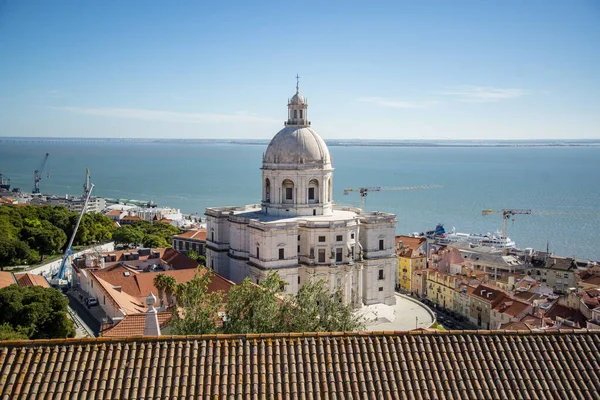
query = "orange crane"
(482, 209, 532, 239)
(343, 185, 443, 209)
(33, 152, 50, 194)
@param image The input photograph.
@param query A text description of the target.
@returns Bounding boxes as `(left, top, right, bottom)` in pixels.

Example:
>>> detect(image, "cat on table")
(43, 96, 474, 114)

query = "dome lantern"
(287, 74, 309, 127)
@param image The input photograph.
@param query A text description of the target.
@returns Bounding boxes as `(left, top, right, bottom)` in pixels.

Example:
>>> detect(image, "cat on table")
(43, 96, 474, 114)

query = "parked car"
(86, 298, 98, 308)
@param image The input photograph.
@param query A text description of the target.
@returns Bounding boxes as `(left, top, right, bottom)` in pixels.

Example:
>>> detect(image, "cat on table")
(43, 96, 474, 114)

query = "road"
(67, 293, 102, 336)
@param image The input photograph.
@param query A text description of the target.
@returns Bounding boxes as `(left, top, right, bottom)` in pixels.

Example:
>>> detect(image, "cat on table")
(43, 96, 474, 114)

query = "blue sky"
(0, 0, 598, 140)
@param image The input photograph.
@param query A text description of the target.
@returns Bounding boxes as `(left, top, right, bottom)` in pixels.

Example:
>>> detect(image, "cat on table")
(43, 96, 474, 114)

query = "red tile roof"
(105, 209, 122, 216)
(0, 331, 599, 399)
(101, 312, 172, 337)
(0, 272, 17, 289)
(173, 228, 207, 241)
(14, 273, 50, 288)
(92, 265, 233, 302)
(121, 215, 142, 221)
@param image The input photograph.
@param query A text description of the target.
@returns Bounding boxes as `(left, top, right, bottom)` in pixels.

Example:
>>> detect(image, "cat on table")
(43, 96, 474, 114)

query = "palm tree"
(163, 275, 178, 308)
(153, 274, 168, 308)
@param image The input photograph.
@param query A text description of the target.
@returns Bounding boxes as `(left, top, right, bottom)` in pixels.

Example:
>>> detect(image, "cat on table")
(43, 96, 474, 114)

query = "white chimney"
(144, 292, 161, 336)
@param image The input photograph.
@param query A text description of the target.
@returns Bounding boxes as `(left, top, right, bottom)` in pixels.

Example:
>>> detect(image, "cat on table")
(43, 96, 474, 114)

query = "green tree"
(22, 220, 67, 261)
(0, 322, 29, 340)
(112, 225, 144, 246)
(186, 249, 198, 261)
(170, 269, 224, 335)
(290, 279, 365, 332)
(0, 285, 76, 339)
(143, 234, 169, 248)
(224, 271, 292, 334)
(153, 273, 168, 308)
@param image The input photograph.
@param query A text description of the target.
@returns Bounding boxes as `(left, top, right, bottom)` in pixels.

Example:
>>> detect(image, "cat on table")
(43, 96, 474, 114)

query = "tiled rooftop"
(174, 228, 207, 241)
(0, 272, 17, 289)
(1, 330, 599, 399)
(14, 273, 50, 288)
(101, 312, 173, 337)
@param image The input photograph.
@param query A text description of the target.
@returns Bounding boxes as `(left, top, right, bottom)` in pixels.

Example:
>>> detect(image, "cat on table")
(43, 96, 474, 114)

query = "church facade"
(205, 83, 396, 306)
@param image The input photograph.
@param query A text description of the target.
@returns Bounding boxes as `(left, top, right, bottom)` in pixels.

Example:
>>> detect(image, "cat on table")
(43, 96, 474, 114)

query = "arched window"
(282, 179, 295, 204)
(294, 110, 297, 119)
(308, 179, 319, 203)
(265, 178, 271, 203)
(299, 110, 303, 119)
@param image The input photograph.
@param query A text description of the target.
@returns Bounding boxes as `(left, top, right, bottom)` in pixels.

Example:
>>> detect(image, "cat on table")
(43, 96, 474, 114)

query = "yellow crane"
(482, 209, 532, 239)
(343, 185, 443, 209)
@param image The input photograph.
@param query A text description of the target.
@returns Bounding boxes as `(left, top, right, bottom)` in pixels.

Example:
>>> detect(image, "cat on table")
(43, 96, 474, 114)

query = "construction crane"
(83, 168, 91, 194)
(482, 209, 532, 239)
(343, 185, 443, 209)
(50, 181, 95, 288)
(33, 152, 50, 194)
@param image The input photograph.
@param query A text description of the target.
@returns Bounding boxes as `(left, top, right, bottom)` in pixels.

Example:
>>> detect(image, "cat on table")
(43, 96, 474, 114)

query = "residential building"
(0, 271, 50, 289)
(527, 254, 579, 293)
(427, 270, 460, 311)
(490, 297, 532, 329)
(458, 248, 526, 279)
(46, 194, 106, 213)
(468, 284, 507, 329)
(205, 84, 397, 306)
(395, 235, 426, 292)
(173, 229, 206, 255)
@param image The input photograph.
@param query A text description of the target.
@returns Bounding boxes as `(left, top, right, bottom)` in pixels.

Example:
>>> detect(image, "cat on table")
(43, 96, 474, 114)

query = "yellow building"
(426, 270, 460, 312)
(396, 236, 427, 293)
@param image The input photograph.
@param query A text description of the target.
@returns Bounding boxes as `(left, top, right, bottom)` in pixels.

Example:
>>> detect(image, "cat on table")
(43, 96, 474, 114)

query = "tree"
(186, 249, 198, 261)
(224, 271, 292, 334)
(0, 285, 76, 339)
(0, 322, 29, 340)
(170, 269, 224, 335)
(112, 225, 144, 247)
(290, 279, 365, 332)
(153, 273, 168, 308)
(142, 234, 169, 248)
(163, 275, 177, 308)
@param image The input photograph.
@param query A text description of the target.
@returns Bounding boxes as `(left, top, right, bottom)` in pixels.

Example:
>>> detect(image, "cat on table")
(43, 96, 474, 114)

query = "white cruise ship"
(423, 224, 516, 249)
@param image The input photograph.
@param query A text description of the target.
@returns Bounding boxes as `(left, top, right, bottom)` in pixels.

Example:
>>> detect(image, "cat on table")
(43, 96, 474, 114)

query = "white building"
(205, 83, 397, 306)
(46, 194, 106, 213)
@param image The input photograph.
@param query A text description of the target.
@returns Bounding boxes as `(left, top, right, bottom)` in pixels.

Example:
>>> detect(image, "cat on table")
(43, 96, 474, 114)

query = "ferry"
(421, 224, 517, 249)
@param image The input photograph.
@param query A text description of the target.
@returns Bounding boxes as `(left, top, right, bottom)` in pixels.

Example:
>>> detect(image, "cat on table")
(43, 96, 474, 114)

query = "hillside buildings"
(205, 84, 397, 306)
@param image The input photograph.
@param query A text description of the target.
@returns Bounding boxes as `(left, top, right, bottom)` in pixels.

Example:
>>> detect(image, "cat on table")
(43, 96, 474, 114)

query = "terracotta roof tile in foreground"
(1, 330, 599, 399)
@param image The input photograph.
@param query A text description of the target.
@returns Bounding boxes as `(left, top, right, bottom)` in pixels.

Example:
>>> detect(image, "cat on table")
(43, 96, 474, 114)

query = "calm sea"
(1, 139, 599, 260)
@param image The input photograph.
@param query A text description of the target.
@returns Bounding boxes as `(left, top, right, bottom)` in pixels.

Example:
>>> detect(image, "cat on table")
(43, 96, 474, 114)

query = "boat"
(424, 223, 516, 249)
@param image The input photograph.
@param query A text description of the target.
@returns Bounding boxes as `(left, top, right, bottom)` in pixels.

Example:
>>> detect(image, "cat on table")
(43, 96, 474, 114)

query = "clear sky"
(0, 0, 598, 140)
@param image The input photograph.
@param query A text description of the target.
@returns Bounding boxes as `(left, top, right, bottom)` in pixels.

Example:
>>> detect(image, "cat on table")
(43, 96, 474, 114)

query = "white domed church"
(205, 83, 397, 306)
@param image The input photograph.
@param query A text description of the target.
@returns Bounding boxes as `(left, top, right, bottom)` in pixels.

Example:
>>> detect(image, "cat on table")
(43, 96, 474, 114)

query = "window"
(299, 110, 303, 118)
(294, 110, 297, 119)
(286, 187, 293, 200)
(256, 247, 260, 259)
(378, 269, 384, 280)
(298, 235, 300, 241)
(318, 249, 326, 263)
(308, 187, 315, 200)
(318, 236, 326, 242)
(351, 246, 355, 258)
(379, 239, 384, 250)
(279, 248, 284, 260)
(310, 248, 314, 258)
(178, 241, 183, 250)
(211, 232, 214, 241)
(336, 248, 343, 262)
(379, 287, 384, 292)
(351, 233, 355, 239)
(298, 276, 300, 284)
(336, 235, 343, 242)
(298, 245, 300, 253)
(185, 242, 189, 250)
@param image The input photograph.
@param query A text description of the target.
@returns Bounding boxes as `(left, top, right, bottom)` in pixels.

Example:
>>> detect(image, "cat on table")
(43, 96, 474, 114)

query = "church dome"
(289, 92, 305, 105)
(263, 126, 331, 169)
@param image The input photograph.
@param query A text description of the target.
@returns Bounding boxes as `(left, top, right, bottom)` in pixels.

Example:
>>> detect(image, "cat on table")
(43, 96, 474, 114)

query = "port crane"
(33, 152, 50, 194)
(482, 209, 532, 239)
(49, 173, 95, 288)
(343, 185, 443, 209)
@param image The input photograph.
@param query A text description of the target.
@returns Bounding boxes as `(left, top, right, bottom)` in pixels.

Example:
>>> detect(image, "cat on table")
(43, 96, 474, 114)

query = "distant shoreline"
(1, 137, 599, 148)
